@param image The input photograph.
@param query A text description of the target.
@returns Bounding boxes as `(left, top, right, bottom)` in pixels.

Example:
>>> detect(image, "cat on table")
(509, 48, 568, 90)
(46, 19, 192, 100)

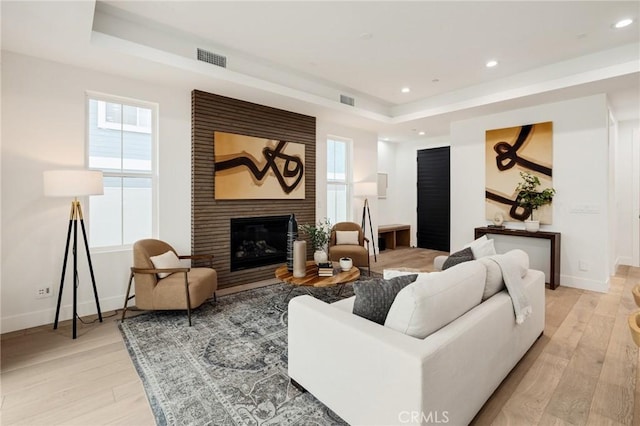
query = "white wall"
(316, 121, 378, 251)
(450, 94, 610, 293)
(377, 141, 396, 226)
(1, 52, 191, 332)
(615, 119, 640, 267)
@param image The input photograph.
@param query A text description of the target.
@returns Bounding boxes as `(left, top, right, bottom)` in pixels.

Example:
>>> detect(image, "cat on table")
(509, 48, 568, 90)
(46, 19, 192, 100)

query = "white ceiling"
(2, 1, 639, 141)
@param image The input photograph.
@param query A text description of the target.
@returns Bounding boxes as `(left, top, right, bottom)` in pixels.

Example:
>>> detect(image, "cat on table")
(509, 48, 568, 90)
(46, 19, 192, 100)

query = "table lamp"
(44, 170, 104, 339)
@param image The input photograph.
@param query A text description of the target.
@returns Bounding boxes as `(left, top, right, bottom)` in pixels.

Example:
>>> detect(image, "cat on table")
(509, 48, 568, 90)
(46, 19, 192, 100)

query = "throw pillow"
(442, 247, 474, 270)
(336, 230, 359, 245)
(352, 274, 418, 325)
(384, 261, 486, 339)
(149, 250, 182, 279)
(469, 238, 496, 259)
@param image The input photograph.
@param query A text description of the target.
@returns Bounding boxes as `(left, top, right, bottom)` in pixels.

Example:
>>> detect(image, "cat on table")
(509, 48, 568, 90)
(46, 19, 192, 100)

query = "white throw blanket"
(488, 255, 532, 324)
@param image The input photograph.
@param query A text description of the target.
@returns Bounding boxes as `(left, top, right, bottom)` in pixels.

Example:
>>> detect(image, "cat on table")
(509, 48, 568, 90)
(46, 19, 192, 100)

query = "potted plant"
(514, 171, 556, 232)
(299, 218, 332, 264)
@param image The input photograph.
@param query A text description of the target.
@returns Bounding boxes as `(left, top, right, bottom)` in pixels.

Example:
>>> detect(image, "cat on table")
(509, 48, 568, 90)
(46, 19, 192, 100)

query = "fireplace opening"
(230, 215, 289, 272)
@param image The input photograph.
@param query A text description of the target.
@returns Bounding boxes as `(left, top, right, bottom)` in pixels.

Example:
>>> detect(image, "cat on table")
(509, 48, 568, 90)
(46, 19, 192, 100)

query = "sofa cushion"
(478, 249, 530, 300)
(149, 250, 182, 278)
(384, 261, 486, 339)
(352, 274, 418, 325)
(442, 247, 474, 270)
(383, 268, 429, 280)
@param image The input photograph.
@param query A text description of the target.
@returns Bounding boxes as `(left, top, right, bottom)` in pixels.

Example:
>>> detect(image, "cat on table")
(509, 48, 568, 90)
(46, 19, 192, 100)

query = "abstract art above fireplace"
(214, 131, 305, 200)
(485, 121, 553, 224)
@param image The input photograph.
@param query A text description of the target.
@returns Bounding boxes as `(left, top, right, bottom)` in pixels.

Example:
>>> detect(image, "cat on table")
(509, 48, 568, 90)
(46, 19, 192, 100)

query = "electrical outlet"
(578, 260, 589, 272)
(35, 286, 52, 299)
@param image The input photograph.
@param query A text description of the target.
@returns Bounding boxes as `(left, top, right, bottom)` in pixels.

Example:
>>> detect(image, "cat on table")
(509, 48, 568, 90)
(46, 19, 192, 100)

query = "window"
(327, 137, 351, 224)
(87, 94, 157, 248)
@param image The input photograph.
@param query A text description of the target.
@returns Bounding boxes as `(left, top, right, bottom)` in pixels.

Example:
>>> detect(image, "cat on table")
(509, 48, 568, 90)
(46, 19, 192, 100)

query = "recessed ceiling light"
(401, 87, 411, 93)
(614, 18, 633, 29)
(359, 32, 373, 40)
(418, 131, 425, 136)
(432, 78, 440, 83)
(486, 60, 498, 68)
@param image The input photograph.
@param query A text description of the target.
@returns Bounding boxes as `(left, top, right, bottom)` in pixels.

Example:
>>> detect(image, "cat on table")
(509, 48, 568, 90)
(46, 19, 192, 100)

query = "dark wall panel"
(192, 90, 316, 288)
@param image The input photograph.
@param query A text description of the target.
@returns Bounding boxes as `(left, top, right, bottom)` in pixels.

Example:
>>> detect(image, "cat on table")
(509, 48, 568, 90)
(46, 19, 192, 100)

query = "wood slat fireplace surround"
(191, 90, 316, 288)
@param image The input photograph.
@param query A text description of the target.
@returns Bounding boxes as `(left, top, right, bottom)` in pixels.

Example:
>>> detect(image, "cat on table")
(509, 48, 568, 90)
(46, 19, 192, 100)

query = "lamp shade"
(43, 170, 104, 197)
(353, 182, 377, 197)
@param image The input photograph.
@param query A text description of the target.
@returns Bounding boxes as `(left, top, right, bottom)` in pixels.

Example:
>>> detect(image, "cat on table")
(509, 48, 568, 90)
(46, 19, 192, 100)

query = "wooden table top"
(274, 261, 361, 288)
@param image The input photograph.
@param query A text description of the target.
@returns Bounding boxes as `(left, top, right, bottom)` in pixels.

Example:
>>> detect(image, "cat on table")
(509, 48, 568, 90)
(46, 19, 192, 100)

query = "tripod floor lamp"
(44, 170, 104, 339)
(354, 182, 378, 262)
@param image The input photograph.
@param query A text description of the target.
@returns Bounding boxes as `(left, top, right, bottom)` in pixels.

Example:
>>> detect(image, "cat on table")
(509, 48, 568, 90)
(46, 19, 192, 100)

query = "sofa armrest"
(433, 255, 447, 271)
(288, 295, 425, 426)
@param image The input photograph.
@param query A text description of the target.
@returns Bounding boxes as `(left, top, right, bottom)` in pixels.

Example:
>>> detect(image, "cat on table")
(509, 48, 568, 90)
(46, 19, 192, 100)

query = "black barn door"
(417, 147, 450, 251)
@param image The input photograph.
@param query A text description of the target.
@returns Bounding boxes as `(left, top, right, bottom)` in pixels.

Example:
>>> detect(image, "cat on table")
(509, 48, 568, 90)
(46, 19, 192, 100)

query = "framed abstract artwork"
(485, 121, 553, 224)
(214, 131, 305, 200)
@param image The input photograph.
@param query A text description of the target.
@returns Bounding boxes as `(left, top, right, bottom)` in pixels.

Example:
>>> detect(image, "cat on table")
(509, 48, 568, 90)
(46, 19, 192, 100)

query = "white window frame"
(326, 135, 353, 223)
(97, 101, 152, 134)
(86, 91, 159, 251)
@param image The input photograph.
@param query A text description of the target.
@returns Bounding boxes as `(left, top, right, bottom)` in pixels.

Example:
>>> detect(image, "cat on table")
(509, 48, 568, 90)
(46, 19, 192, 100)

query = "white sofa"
(287, 261, 545, 426)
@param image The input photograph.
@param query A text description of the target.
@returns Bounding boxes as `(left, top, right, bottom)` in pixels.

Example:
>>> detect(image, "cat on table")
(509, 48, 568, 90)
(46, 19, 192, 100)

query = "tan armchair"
(122, 239, 218, 325)
(328, 222, 371, 275)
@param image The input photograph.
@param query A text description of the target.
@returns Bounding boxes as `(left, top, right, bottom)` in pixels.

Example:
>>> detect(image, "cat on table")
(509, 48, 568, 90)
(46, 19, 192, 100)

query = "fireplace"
(230, 216, 289, 272)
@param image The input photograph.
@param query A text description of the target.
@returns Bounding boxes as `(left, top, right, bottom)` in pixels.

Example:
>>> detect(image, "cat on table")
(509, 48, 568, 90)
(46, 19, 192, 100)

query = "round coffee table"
(275, 261, 360, 303)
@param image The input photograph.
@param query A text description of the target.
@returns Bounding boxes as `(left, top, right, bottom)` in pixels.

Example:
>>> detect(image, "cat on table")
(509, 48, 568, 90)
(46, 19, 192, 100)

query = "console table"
(378, 224, 411, 250)
(474, 227, 561, 290)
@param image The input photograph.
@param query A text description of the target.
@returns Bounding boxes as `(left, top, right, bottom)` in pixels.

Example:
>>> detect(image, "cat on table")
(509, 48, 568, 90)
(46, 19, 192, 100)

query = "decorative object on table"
(485, 121, 553, 224)
(44, 169, 104, 339)
(317, 262, 335, 277)
(119, 283, 351, 426)
(299, 218, 332, 265)
(489, 212, 505, 228)
(213, 131, 305, 200)
(514, 171, 556, 232)
(339, 257, 353, 272)
(354, 182, 378, 262)
(292, 240, 307, 278)
(287, 214, 298, 271)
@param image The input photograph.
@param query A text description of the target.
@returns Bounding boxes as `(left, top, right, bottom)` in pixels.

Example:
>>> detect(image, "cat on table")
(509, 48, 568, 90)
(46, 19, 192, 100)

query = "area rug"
(119, 282, 358, 426)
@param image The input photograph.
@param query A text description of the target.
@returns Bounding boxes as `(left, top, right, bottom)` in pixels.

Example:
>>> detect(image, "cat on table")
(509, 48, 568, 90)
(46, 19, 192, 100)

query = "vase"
(524, 219, 540, 232)
(339, 257, 353, 272)
(313, 250, 328, 265)
(293, 240, 307, 278)
(286, 214, 298, 271)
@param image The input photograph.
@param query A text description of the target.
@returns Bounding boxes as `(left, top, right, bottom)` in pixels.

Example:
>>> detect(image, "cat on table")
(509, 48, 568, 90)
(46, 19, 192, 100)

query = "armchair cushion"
(150, 250, 183, 278)
(336, 230, 360, 245)
(152, 268, 218, 310)
(329, 245, 369, 267)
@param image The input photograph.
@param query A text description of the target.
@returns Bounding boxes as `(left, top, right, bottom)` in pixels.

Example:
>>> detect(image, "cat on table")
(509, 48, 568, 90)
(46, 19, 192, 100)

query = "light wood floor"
(1, 248, 638, 425)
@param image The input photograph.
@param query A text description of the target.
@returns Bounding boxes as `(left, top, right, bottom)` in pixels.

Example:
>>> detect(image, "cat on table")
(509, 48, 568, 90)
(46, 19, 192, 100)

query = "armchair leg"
(184, 272, 192, 326)
(122, 272, 135, 321)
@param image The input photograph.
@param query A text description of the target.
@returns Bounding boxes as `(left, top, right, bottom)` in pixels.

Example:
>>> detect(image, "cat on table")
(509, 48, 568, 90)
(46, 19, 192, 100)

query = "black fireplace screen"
(230, 216, 289, 271)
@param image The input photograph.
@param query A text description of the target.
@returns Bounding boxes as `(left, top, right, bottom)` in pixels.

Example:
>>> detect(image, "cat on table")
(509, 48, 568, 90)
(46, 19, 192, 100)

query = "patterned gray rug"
(119, 282, 357, 425)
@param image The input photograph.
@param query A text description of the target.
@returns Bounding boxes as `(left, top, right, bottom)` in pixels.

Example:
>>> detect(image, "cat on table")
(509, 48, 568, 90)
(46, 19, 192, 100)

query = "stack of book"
(317, 262, 334, 277)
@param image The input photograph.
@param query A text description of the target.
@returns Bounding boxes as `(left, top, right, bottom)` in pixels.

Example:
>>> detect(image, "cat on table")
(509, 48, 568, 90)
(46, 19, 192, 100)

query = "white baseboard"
(616, 256, 635, 268)
(560, 274, 609, 293)
(1, 295, 124, 334)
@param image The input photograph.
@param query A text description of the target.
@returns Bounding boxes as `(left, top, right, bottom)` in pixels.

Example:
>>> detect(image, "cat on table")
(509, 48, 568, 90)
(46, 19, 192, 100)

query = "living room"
(2, 1, 640, 425)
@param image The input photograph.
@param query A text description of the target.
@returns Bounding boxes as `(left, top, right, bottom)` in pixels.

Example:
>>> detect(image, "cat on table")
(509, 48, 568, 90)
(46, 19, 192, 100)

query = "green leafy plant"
(299, 218, 332, 251)
(515, 172, 556, 220)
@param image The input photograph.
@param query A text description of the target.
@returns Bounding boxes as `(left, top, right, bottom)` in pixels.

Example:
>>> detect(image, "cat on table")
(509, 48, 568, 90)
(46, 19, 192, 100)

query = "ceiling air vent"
(340, 94, 355, 107)
(197, 48, 227, 68)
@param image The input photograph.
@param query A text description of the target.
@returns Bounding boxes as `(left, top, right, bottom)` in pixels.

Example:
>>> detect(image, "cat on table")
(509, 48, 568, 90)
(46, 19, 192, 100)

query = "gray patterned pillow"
(442, 247, 474, 270)
(352, 274, 418, 324)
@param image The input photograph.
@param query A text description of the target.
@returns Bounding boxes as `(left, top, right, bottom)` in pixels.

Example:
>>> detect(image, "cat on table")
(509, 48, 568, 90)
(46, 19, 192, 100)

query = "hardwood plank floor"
(1, 248, 639, 425)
